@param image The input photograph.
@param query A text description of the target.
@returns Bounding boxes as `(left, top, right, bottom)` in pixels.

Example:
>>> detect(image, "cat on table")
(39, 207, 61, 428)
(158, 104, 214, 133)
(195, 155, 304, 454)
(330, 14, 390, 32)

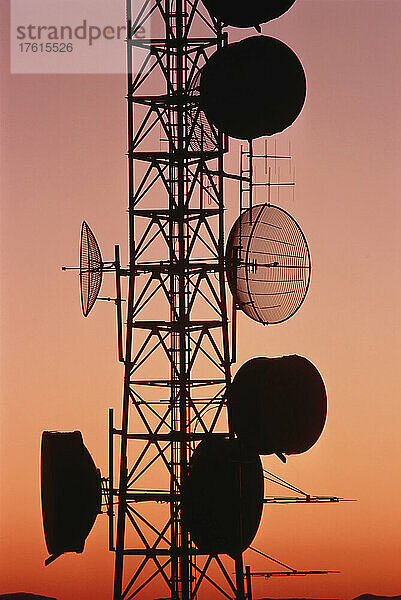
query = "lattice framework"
(110, 2, 244, 599)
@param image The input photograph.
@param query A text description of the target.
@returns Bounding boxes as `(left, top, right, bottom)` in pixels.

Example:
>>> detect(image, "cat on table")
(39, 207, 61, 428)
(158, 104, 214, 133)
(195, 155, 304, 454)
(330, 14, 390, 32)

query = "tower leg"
(245, 566, 253, 600)
(234, 555, 246, 600)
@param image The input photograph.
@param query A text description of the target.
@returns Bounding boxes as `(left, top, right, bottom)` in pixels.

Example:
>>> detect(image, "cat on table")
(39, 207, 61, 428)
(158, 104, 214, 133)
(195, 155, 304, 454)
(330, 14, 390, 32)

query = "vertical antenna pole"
(249, 139, 253, 216)
(114, 245, 124, 362)
(264, 138, 268, 175)
(245, 566, 253, 600)
(231, 295, 237, 364)
(239, 144, 243, 215)
(234, 555, 246, 600)
(231, 242, 239, 365)
(108, 408, 114, 551)
(216, 19, 232, 446)
(278, 166, 280, 204)
(292, 164, 296, 203)
(113, 0, 135, 596)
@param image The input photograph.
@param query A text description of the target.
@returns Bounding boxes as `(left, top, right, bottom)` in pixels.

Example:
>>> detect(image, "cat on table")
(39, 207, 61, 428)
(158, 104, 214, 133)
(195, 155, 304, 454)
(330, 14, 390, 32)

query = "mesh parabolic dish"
(186, 70, 219, 153)
(80, 221, 103, 317)
(201, 0, 297, 29)
(226, 204, 311, 324)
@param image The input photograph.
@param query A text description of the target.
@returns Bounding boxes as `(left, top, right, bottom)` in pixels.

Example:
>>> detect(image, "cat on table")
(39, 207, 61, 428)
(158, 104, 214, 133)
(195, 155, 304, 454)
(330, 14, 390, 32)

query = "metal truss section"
(111, 2, 241, 599)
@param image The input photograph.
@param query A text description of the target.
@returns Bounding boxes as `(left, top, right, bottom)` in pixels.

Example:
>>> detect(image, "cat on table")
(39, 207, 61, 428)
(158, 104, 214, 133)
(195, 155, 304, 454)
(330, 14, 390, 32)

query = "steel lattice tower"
(36, 0, 340, 600)
(111, 1, 242, 598)
(39, 1, 340, 594)
(39, 0, 340, 593)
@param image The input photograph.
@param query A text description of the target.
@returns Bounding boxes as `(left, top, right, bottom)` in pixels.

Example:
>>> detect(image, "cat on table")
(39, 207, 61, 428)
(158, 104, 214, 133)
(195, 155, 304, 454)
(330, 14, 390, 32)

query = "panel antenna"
(41, 431, 101, 565)
(200, 36, 306, 140)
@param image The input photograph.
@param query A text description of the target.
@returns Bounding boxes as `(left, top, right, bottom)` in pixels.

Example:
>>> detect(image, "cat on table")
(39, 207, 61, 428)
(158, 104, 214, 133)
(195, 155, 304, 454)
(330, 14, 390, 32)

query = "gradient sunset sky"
(1, 1, 400, 599)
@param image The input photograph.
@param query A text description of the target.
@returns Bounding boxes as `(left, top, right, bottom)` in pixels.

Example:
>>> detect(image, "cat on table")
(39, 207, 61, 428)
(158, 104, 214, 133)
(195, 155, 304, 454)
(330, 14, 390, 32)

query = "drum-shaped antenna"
(80, 221, 103, 317)
(186, 70, 219, 153)
(183, 437, 264, 556)
(200, 36, 306, 140)
(41, 431, 101, 563)
(226, 204, 311, 325)
(228, 355, 327, 455)
(202, 0, 297, 29)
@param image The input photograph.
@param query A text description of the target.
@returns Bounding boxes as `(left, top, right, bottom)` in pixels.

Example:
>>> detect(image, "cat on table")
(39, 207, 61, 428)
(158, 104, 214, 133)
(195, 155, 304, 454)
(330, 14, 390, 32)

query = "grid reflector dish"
(186, 70, 220, 153)
(226, 204, 311, 324)
(80, 221, 103, 317)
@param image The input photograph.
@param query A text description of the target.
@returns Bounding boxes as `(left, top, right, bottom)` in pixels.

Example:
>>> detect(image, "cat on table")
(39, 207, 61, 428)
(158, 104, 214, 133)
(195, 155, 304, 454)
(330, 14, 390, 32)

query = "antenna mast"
(45, 1, 339, 598)
(112, 2, 235, 598)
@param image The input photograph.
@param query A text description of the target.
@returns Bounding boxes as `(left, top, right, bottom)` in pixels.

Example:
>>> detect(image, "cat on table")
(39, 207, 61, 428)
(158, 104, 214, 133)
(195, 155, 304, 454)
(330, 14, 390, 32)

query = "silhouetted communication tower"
(42, 1, 341, 599)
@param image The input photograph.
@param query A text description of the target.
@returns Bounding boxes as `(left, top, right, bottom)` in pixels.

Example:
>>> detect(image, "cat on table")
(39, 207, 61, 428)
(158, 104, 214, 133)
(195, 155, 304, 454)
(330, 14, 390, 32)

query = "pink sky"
(1, 1, 400, 599)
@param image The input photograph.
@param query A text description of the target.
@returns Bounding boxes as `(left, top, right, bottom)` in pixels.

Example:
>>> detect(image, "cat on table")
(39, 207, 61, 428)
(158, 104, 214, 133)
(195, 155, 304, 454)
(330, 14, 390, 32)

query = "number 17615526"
(19, 42, 73, 52)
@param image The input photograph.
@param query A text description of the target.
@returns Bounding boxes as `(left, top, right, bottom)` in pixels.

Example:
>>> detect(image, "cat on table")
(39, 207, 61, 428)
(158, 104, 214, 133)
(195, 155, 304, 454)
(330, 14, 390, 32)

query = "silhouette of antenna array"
(41, 2, 341, 598)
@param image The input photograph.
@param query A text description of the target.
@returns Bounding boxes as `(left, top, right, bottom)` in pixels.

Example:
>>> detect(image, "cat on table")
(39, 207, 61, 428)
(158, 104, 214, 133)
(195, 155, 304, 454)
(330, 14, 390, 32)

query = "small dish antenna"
(226, 204, 311, 324)
(80, 221, 103, 317)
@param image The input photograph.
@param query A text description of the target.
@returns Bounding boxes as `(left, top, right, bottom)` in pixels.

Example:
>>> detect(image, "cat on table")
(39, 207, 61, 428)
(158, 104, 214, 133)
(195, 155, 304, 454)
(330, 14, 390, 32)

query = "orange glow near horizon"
(1, 1, 401, 599)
